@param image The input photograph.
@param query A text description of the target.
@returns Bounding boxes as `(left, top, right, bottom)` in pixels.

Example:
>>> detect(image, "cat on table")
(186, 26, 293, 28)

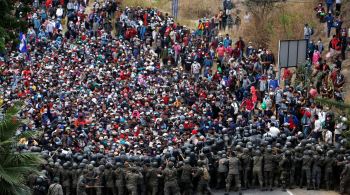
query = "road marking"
(287, 190, 294, 195)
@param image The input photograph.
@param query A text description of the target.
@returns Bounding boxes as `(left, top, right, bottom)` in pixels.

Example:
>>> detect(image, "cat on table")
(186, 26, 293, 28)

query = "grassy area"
(121, 0, 222, 29)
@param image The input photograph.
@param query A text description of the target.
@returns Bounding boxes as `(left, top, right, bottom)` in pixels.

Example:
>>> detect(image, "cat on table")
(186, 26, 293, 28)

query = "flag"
(19, 32, 27, 53)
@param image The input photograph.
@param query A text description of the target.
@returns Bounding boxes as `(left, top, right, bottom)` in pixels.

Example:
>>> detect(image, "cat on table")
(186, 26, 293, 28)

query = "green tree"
(244, 0, 286, 47)
(0, 0, 29, 53)
(0, 104, 44, 195)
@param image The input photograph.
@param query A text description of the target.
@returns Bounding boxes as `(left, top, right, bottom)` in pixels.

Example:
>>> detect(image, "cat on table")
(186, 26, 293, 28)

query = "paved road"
(211, 189, 339, 195)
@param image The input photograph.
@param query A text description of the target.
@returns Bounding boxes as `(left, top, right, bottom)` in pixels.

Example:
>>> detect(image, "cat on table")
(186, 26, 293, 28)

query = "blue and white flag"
(19, 32, 27, 53)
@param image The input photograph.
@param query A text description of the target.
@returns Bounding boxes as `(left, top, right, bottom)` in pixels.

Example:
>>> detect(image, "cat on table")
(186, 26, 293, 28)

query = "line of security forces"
(29, 129, 350, 195)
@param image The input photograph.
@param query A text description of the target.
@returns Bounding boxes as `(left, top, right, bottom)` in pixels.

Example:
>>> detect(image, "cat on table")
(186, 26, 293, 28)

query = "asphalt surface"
(211, 189, 339, 195)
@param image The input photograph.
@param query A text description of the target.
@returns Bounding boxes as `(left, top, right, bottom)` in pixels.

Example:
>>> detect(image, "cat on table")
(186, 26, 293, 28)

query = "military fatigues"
(178, 164, 193, 195)
(263, 152, 275, 190)
(163, 167, 180, 195)
(240, 152, 252, 189)
(300, 154, 313, 189)
(216, 157, 228, 189)
(324, 156, 335, 190)
(61, 169, 72, 195)
(126, 169, 143, 195)
(145, 166, 160, 195)
(340, 163, 350, 195)
(279, 156, 291, 191)
(194, 166, 212, 195)
(226, 156, 241, 194)
(252, 154, 264, 189)
(71, 168, 79, 195)
(102, 168, 116, 195)
(312, 155, 323, 190)
(77, 175, 87, 195)
(115, 167, 126, 195)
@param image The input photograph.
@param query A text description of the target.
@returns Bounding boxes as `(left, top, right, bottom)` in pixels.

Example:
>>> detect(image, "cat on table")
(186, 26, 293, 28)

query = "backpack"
(202, 167, 210, 180)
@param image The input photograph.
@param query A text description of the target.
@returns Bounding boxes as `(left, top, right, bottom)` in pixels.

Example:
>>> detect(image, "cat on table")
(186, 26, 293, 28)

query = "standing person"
(340, 156, 350, 195)
(216, 153, 228, 189)
(326, 0, 334, 13)
(126, 167, 143, 195)
(340, 30, 348, 60)
(47, 177, 64, 195)
(282, 68, 293, 87)
(102, 163, 116, 195)
(335, 0, 342, 16)
(162, 162, 180, 195)
(304, 24, 312, 41)
(225, 151, 242, 195)
(300, 150, 313, 190)
(146, 162, 161, 195)
(279, 151, 291, 191)
(77, 170, 88, 195)
(240, 148, 252, 189)
(193, 161, 212, 195)
(115, 162, 126, 195)
(191, 60, 201, 82)
(252, 150, 264, 190)
(325, 12, 334, 38)
(178, 159, 194, 195)
(235, 37, 245, 60)
(263, 147, 275, 191)
(312, 153, 323, 190)
(324, 150, 336, 190)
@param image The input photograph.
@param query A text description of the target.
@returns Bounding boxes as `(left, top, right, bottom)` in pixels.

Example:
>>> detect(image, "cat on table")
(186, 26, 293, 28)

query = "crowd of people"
(0, 0, 350, 195)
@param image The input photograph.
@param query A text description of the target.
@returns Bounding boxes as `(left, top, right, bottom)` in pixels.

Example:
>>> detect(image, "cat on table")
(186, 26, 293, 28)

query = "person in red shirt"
(282, 68, 293, 86)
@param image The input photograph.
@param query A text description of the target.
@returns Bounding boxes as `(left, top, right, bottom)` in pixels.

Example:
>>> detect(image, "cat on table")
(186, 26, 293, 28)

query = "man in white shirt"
(191, 61, 201, 81)
(56, 5, 64, 19)
(268, 123, 280, 138)
(313, 114, 322, 141)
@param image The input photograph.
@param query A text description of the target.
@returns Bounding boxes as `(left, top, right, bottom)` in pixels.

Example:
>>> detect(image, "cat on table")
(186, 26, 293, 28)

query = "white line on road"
(287, 190, 294, 195)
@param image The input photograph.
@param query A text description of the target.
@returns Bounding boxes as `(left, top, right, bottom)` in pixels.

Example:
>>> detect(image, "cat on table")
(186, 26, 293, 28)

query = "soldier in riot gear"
(225, 151, 242, 195)
(216, 153, 228, 189)
(145, 162, 161, 195)
(193, 160, 212, 195)
(279, 150, 291, 191)
(77, 169, 88, 195)
(102, 163, 116, 195)
(85, 164, 98, 195)
(71, 163, 79, 195)
(300, 150, 313, 190)
(126, 167, 143, 195)
(263, 147, 275, 191)
(240, 148, 252, 189)
(312, 152, 323, 190)
(162, 161, 180, 195)
(115, 162, 126, 195)
(61, 162, 72, 195)
(340, 156, 350, 195)
(252, 150, 264, 190)
(177, 158, 193, 195)
(324, 150, 335, 190)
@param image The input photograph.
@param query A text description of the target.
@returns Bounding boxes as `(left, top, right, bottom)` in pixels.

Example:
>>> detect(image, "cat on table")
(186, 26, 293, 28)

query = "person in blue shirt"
(326, 0, 334, 13)
(325, 12, 334, 37)
(223, 34, 231, 48)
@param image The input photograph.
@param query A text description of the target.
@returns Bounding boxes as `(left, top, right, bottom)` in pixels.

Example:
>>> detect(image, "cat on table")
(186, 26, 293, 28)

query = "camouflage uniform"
(178, 161, 193, 195)
(225, 153, 242, 195)
(115, 164, 126, 195)
(126, 167, 143, 195)
(300, 151, 313, 189)
(252, 151, 263, 190)
(263, 149, 275, 191)
(163, 162, 180, 195)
